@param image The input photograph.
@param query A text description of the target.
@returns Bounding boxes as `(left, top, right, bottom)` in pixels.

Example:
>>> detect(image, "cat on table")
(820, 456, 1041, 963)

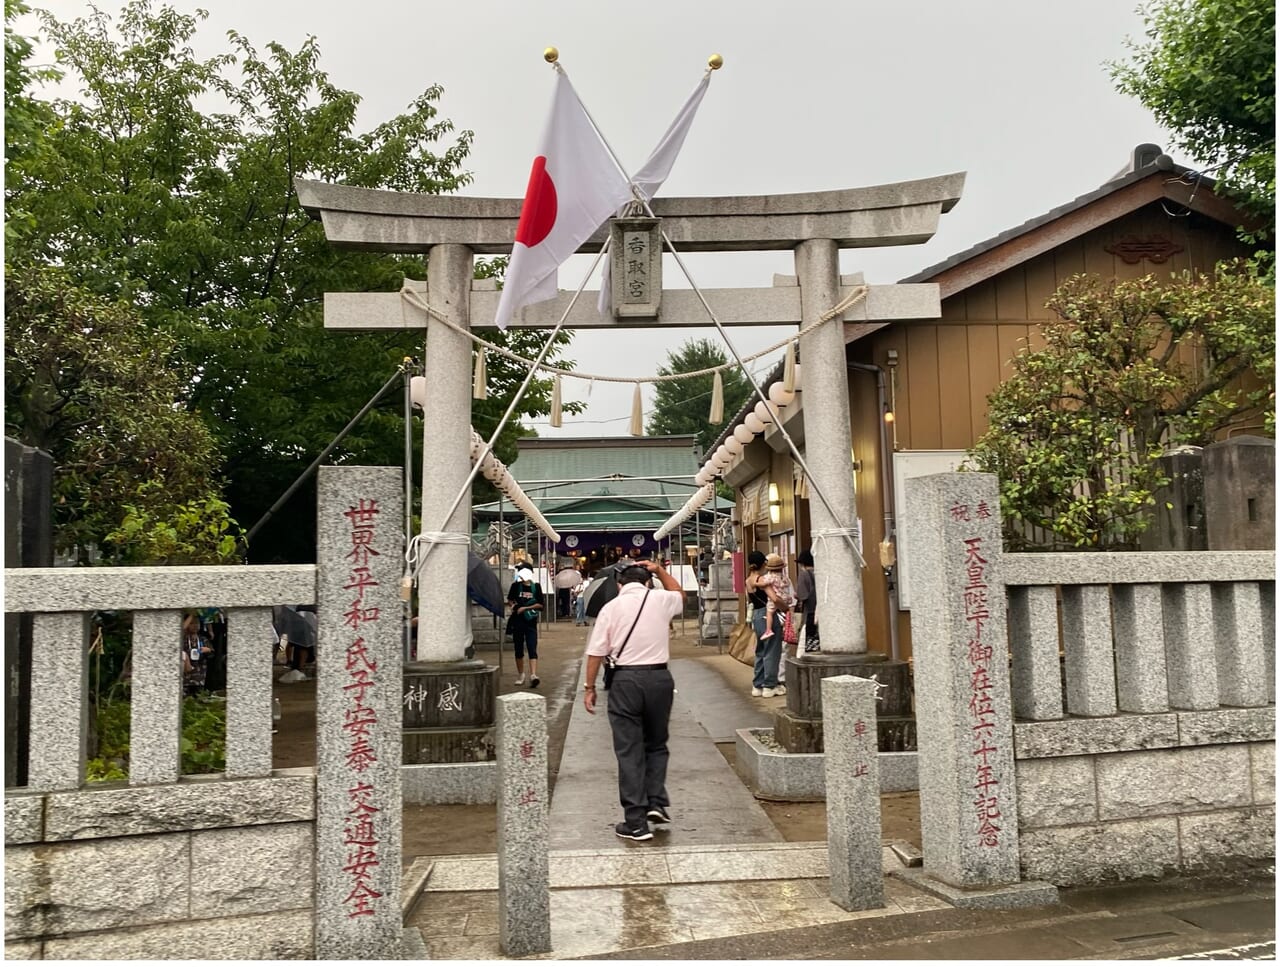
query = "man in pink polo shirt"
(582, 558, 685, 842)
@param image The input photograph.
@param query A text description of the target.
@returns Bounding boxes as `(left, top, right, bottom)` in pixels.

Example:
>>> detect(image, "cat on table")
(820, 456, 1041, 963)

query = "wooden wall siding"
(905, 326, 941, 449)
(937, 327, 972, 449)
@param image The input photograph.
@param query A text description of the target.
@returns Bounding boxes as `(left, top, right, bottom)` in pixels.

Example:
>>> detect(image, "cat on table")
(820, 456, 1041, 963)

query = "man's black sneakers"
(614, 823, 653, 841)
(646, 806, 671, 824)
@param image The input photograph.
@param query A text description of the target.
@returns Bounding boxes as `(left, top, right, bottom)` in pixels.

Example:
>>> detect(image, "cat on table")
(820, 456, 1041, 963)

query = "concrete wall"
(5, 773, 316, 959)
(1014, 710, 1274, 886)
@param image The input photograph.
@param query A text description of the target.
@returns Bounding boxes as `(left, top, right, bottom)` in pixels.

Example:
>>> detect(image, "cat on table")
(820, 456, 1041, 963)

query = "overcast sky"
(24, 1, 1174, 440)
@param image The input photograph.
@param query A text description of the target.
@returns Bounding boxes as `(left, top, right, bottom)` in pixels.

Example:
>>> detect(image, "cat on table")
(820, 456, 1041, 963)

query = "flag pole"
(564, 55, 865, 566)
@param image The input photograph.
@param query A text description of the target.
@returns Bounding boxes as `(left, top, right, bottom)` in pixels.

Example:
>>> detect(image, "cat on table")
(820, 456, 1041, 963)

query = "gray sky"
(25, 1, 1173, 439)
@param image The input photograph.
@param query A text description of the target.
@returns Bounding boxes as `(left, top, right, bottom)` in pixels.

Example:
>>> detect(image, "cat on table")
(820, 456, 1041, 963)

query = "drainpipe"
(847, 361, 900, 662)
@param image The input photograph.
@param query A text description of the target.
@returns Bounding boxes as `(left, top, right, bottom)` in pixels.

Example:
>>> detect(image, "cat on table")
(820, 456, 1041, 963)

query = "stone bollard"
(822, 674, 884, 912)
(496, 692, 551, 956)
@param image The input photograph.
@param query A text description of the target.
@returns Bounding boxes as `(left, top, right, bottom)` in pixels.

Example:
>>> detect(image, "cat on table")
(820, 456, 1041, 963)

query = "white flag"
(495, 72, 634, 330)
(598, 74, 711, 314)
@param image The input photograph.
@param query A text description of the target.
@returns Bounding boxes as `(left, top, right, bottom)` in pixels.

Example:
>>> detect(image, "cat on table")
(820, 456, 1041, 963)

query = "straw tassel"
(549, 374, 563, 428)
(472, 350, 488, 400)
(709, 371, 724, 424)
(630, 384, 644, 436)
(782, 342, 796, 392)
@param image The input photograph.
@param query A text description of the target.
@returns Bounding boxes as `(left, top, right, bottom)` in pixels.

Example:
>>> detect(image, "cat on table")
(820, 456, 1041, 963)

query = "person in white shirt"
(582, 559, 685, 842)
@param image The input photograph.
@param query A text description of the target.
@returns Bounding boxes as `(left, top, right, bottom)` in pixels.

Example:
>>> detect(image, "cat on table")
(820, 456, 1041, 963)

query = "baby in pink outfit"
(758, 553, 795, 640)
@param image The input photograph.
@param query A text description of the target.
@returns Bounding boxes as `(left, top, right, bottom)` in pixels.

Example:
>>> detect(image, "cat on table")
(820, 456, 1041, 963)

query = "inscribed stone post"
(496, 692, 551, 956)
(904, 472, 1019, 888)
(315, 467, 403, 959)
(822, 675, 884, 911)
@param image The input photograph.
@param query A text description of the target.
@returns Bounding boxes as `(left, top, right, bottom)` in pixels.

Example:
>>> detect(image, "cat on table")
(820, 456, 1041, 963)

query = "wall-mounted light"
(768, 482, 781, 524)
(883, 405, 895, 424)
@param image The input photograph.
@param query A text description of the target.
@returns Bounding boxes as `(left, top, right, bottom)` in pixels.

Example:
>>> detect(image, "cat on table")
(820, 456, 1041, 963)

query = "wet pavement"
(400, 628, 1276, 960)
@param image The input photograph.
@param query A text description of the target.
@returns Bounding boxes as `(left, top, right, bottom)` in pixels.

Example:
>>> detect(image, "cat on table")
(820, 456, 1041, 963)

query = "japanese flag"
(494, 73, 634, 330)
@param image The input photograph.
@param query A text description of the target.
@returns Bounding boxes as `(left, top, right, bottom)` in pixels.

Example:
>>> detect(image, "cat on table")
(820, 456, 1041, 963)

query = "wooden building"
(723, 144, 1261, 662)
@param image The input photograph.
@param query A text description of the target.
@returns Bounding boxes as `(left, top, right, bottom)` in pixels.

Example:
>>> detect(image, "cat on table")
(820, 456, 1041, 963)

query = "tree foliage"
(968, 266, 1275, 550)
(646, 338, 755, 455)
(1111, 0, 1275, 231)
(4, 264, 230, 560)
(6, 1, 578, 560)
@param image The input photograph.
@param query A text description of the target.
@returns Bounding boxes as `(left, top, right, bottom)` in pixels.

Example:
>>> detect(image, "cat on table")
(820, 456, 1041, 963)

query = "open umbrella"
(582, 560, 650, 617)
(553, 567, 584, 589)
(466, 550, 505, 616)
(581, 572, 618, 618)
(272, 605, 317, 648)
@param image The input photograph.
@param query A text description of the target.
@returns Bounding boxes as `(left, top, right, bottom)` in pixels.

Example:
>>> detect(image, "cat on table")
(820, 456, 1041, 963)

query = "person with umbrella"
(553, 564, 583, 619)
(506, 565, 544, 687)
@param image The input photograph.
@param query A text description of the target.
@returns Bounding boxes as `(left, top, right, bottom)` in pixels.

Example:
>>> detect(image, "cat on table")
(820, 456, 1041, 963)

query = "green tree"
(4, 264, 229, 560)
(646, 338, 754, 455)
(7, 2, 578, 560)
(4, 0, 58, 245)
(1111, 0, 1275, 231)
(968, 266, 1274, 550)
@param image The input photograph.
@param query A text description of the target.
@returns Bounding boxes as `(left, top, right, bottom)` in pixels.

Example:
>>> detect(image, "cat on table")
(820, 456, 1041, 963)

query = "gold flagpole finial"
(707, 53, 723, 70)
(544, 47, 559, 64)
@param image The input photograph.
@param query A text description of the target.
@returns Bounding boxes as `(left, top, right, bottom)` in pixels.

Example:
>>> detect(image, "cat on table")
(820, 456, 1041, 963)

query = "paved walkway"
(402, 643, 1276, 960)
(548, 657, 777, 850)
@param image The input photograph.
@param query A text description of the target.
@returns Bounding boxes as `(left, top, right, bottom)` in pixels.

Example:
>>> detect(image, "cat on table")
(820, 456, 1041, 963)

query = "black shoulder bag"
(602, 590, 650, 690)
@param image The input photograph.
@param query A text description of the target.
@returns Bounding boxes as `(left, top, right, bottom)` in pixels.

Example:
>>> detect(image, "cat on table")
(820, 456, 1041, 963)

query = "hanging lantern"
(753, 400, 774, 424)
(733, 424, 754, 445)
(709, 371, 724, 424)
(411, 376, 428, 410)
(472, 351, 488, 400)
(744, 412, 767, 434)
(768, 382, 796, 407)
(725, 436, 743, 456)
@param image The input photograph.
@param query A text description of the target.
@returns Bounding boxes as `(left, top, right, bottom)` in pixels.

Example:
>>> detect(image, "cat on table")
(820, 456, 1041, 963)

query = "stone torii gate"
(296, 172, 964, 756)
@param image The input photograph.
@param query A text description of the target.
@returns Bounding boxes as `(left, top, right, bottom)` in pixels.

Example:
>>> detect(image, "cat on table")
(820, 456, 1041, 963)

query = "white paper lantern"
(725, 436, 743, 456)
(410, 376, 428, 410)
(753, 400, 774, 424)
(733, 424, 755, 445)
(768, 382, 796, 407)
(744, 412, 767, 434)
(695, 466, 713, 486)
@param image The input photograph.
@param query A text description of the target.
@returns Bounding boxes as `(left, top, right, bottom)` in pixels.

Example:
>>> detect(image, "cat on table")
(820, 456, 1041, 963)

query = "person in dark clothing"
(795, 548, 819, 652)
(506, 566, 544, 687)
(745, 550, 783, 697)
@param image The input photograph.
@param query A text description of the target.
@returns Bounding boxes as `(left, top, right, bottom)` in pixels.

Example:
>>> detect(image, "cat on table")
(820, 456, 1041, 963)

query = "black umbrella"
(581, 572, 618, 618)
(582, 560, 650, 617)
(467, 551, 505, 616)
(272, 605, 317, 648)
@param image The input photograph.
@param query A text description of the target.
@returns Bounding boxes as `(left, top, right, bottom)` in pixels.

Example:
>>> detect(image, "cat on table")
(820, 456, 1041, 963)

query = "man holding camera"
(582, 558, 685, 842)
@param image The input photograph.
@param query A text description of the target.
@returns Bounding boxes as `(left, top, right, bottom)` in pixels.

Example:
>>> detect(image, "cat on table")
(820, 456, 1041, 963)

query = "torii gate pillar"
(402, 242, 499, 765)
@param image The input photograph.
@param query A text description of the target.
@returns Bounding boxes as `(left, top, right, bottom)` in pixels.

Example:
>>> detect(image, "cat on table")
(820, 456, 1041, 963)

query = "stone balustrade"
(5, 564, 316, 792)
(1002, 551, 1275, 720)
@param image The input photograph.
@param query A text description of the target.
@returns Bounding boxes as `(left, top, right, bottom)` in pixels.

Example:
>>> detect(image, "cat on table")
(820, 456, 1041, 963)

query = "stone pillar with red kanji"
(904, 471, 1019, 889)
(496, 692, 550, 956)
(315, 467, 404, 959)
(822, 674, 885, 911)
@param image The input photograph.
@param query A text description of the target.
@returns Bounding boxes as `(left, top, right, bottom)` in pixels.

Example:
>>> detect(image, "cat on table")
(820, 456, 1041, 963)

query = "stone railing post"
(27, 612, 90, 791)
(901, 472, 1053, 907)
(496, 692, 551, 956)
(822, 674, 884, 911)
(130, 609, 184, 785)
(315, 467, 404, 959)
(224, 606, 276, 779)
